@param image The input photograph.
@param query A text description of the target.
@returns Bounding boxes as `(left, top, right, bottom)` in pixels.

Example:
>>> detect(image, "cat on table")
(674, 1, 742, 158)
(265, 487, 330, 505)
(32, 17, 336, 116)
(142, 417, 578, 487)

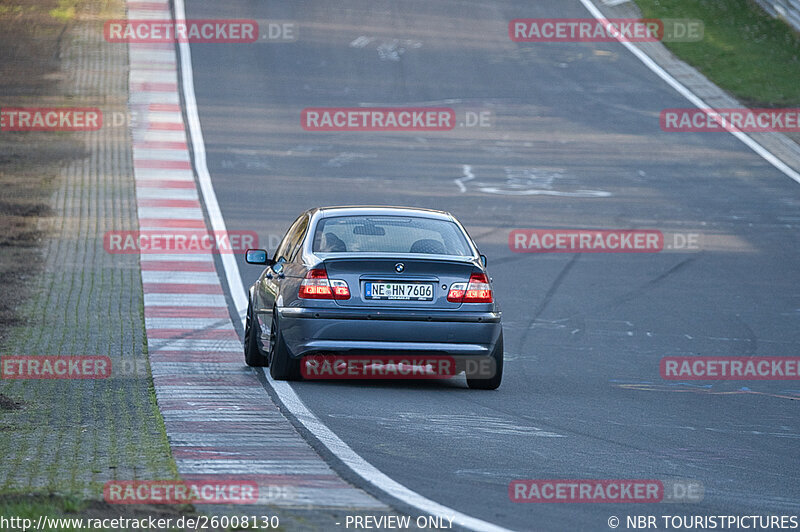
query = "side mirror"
(245, 249, 270, 265)
(480, 254, 487, 267)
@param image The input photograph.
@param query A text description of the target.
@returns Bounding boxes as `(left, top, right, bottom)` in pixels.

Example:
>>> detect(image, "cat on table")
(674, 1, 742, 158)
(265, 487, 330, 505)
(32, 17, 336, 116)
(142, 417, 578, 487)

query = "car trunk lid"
(322, 256, 478, 309)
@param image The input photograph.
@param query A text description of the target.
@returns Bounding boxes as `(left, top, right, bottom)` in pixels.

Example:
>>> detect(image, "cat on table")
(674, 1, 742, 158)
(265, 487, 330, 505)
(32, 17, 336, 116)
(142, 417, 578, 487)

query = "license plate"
(364, 282, 434, 301)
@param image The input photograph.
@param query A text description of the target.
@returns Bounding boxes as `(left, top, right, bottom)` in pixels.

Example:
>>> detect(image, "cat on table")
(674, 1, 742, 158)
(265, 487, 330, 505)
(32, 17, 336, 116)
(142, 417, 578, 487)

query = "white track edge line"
(578, 0, 800, 185)
(171, 0, 514, 529)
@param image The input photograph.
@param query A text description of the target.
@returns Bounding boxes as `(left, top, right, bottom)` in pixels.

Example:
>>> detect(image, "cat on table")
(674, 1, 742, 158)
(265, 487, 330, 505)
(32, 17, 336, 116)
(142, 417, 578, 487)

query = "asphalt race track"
(182, 1, 799, 529)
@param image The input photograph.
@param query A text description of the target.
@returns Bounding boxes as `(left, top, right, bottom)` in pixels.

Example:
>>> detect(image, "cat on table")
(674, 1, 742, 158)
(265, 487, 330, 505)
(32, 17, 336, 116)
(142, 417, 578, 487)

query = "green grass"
(635, 0, 800, 106)
(0, 494, 269, 532)
(0, 495, 94, 532)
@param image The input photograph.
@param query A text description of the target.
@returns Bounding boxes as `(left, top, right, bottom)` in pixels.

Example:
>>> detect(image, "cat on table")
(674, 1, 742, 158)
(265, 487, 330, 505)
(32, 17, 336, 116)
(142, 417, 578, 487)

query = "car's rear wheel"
(244, 300, 268, 367)
(467, 331, 503, 390)
(268, 311, 301, 380)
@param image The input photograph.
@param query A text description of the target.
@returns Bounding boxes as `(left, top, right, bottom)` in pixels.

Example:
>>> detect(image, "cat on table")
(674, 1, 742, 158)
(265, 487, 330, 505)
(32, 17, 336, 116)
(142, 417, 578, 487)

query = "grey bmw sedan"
(243, 206, 503, 389)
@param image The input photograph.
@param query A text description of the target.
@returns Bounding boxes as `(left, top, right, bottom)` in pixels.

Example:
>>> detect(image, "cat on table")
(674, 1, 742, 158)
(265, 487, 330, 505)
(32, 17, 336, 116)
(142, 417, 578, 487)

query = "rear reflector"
(299, 268, 350, 300)
(448, 272, 493, 303)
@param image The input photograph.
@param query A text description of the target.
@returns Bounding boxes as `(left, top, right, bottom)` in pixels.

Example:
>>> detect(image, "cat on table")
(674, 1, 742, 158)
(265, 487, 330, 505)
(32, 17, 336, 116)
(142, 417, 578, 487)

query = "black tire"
(268, 312, 301, 380)
(467, 331, 503, 390)
(244, 300, 268, 367)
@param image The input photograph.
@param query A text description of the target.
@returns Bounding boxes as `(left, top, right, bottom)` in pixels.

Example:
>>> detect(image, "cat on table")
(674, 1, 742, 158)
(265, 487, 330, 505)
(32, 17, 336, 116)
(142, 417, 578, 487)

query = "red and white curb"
(126, 0, 384, 509)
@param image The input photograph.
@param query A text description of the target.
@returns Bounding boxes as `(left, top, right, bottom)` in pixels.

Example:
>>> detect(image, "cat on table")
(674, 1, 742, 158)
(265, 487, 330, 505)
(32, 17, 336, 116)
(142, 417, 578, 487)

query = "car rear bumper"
(276, 307, 502, 359)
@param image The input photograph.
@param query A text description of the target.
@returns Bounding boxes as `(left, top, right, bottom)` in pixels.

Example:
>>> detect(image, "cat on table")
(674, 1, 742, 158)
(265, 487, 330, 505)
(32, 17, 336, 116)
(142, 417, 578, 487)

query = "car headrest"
(409, 238, 446, 254)
(321, 232, 347, 252)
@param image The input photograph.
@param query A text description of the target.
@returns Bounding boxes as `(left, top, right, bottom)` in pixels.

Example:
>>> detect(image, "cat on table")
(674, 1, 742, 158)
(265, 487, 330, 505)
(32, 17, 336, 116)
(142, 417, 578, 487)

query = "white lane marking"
(140, 253, 215, 262)
(350, 36, 422, 61)
(361, 98, 462, 107)
(457, 165, 612, 196)
(147, 338, 242, 351)
(134, 110, 183, 123)
(135, 130, 188, 143)
(349, 36, 373, 48)
(137, 207, 203, 219)
(144, 293, 227, 306)
(477, 187, 611, 196)
(324, 152, 376, 168)
(145, 317, 235, 329)
(130, 91, 180, 104)
(270, 379, 515, 532)
(136, 187, 199, 200)
(172, 0, 516, 529)
(136, 168, 194, 182)
(377, 40, 405, 61)
(130, 70, 177, 83)
(132, 148, 191, 162)
(173, 0, 248, 324)
(328, 413, 563, 438)
(578, 0, 800, 185)
(142, 271, 222, 284)
(455, 164, 475, 192)
(129, 50, 176, 63)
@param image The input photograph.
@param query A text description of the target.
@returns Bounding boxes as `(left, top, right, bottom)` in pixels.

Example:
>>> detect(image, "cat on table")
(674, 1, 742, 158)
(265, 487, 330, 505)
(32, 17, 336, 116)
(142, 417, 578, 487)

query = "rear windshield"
(312, 215, 473, 256)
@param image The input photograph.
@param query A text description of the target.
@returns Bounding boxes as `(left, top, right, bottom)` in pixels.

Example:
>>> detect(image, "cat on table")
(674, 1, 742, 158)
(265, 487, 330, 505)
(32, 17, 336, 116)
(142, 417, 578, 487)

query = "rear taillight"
(448, 272, 493, 303)
(447, 283, 467, 302)
(464, 272, 493, 302)
(329, 279, 350, 299)
(299, 268, 350, 300)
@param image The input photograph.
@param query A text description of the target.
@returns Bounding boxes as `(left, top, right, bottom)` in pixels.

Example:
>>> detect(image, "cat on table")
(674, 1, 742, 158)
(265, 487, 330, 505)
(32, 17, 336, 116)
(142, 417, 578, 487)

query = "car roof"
(313, 206, 454, 221)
